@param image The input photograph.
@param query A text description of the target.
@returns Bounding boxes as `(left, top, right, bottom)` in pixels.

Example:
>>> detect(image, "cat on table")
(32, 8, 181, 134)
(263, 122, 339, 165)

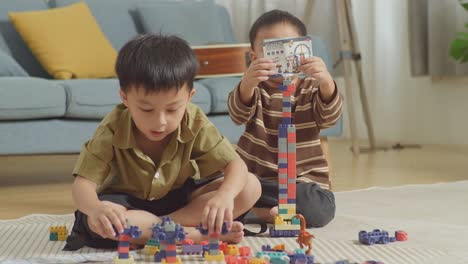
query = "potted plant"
(450, 0, 468, 63)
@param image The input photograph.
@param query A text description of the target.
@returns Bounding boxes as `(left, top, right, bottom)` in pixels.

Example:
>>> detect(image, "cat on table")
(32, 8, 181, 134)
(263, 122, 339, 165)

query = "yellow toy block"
(205, 252, 225, 261)
(273, 224, 301, 230)
(249, 257, 268, 264)
(274, 216, 285, 225)
(58, 233, 67, 241)
(273, 244, 285, 251)
(113, 256, 135, 264)
(279, 204, 296, 210)
(226, 245, 239, 256)
(142, 245, 159, 255)
(161, 257, 182, 264)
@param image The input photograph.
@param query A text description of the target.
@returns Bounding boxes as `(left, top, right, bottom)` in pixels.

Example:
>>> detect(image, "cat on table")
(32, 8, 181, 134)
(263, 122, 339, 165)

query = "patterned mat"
(1, 181, 468, 264)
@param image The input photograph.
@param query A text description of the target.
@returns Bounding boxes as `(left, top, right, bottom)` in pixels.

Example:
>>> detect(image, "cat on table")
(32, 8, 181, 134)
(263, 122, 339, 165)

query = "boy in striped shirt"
(228, 10, 343, 227)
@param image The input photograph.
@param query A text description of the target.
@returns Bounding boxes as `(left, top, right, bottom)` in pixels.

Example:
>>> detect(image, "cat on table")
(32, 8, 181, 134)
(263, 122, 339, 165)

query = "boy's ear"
(119, 89, 129, 107)
(188, 88, 196, 101)
(249, 49, 257, 62)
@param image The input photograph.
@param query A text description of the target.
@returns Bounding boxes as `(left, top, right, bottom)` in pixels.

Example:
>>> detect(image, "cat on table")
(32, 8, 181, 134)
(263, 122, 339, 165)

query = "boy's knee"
(247, 173, 262, 200)
(297, 184, 336, 228)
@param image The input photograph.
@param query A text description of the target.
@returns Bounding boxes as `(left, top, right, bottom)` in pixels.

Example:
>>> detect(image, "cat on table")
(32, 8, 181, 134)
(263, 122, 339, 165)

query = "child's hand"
(87, 201, 127, 239)
(201, 192, 235, 234)
(298, 57, 336, 100)
(240, 58, 276, 92)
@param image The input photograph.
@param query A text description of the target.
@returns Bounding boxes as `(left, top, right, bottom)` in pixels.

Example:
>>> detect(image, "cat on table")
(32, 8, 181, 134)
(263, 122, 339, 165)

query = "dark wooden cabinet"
(192, 43, 251, 78)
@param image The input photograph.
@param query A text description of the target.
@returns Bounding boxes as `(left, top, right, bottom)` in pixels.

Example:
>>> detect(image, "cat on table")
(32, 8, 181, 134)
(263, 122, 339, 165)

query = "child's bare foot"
(185, 221, 244, 244)
(219, 221, 244, 244)
(270, 206, 278, 217)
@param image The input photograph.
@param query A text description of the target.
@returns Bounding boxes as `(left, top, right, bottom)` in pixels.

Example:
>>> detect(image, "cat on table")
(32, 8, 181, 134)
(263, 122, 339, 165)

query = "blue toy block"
(358, 229, 395, 245)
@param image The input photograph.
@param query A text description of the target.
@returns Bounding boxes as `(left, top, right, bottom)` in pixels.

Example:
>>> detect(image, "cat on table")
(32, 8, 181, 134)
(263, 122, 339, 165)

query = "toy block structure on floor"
(197, 222, 229, 261)
(113, 222, 142, 264)
(151, 217, 186, 264)
(269, 77, 301, 237)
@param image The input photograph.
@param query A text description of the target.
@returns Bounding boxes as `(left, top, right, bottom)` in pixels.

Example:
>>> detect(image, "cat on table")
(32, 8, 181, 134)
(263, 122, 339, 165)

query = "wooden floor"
(1, 139, 467, 219)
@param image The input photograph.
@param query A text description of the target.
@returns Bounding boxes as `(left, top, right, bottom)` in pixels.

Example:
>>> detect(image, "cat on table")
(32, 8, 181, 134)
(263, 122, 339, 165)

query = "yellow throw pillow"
(9, 1, 117, 79)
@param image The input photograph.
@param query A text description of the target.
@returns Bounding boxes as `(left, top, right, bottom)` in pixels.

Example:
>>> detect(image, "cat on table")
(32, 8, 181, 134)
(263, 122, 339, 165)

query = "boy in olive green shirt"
(64, 34, 261, 250)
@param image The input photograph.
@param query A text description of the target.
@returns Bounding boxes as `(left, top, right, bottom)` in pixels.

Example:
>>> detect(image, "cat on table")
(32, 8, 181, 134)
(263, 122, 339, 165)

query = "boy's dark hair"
(249, 9, 307, 48)
(116, 34, 199, 93)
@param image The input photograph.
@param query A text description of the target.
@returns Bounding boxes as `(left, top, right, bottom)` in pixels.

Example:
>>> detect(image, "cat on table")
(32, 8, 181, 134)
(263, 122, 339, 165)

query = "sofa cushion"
(9, 2, 117, 80)
(0, 77, 66, 120)
(198, 77, 241, 114)
(0, 49, 28, 77)
(137, 0, 225, 45)
(0, 0, 50, 78)
(59, 79, 121, 119)
(192, 82, 211, 114)
(60, 79, 212, 119)
(54, 0, 140, 50)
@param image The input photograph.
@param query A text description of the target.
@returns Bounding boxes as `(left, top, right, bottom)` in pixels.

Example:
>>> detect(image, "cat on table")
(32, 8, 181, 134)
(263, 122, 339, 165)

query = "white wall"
(342, 0, 468, 145)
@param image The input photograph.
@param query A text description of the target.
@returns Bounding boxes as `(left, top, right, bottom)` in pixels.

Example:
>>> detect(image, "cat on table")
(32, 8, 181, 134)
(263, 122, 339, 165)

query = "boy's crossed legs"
(251, 178, 336, 228)
(64, 173, 261, 250)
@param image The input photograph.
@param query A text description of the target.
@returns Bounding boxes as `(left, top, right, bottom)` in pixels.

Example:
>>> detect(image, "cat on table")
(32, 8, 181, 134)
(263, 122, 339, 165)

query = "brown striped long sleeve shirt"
(227, 78, 343, 190)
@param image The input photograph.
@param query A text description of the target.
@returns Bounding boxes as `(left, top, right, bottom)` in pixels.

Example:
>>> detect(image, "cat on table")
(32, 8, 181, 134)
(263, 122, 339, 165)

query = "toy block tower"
(269, 77, 301, 237)
(152, 217, 186, 264)
(197, 222, 228, 261)
(114, 222, 142, 264)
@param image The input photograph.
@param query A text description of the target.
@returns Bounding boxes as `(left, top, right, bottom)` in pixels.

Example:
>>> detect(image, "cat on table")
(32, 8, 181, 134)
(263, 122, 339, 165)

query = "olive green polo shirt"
(73, 103, 239, 201)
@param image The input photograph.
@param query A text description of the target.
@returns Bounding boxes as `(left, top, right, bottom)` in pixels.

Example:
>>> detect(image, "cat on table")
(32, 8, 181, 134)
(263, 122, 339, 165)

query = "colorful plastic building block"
(227, 245, 239, 256)
(197, 221, 229, 261)
(256, 251, 290, 264)
(239, 246, 251, 257)
(49, 225, 68, 241)
(288, 249, 314, 264)
(358, 229, 396, 245)
(181, 244, 203, 255)
(248, 258, 269, 264)
(151, 217, 186, 264)
(113, 222, 142, 264)
(395, 230, 408, 241)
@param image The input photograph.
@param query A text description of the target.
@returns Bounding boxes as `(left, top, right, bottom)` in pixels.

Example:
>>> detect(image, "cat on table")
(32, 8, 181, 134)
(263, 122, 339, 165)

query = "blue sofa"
(0, 0, 342, 155)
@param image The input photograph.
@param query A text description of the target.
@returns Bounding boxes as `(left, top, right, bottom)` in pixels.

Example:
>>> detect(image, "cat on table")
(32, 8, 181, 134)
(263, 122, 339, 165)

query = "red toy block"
(278, 153, 288, 159)
(165, 244, 177, 251)
(288, 184, 296, 197)
(279, 198, 287, 204)
(239, 246, 251, 257)
(225, 255, 238, 264)
(219, 242, 228, 254)
(279, 178, 287, 184)
(165, 256, 177, 263)
(395, 230, 408, 241)
(182, 238, 194, 245)
(282, 112, 292, 117)
(118, 247, 130, 254)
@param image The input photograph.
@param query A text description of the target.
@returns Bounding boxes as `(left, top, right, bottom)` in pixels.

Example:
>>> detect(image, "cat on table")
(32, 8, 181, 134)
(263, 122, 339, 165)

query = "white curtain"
(409, 0, 468, 76)
(215, 0, 341, 75)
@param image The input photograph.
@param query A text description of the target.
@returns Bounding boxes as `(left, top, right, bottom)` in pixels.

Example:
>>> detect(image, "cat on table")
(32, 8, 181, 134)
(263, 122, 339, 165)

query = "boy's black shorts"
(253, 177, 336, 228)
(64, 176, 222, 250)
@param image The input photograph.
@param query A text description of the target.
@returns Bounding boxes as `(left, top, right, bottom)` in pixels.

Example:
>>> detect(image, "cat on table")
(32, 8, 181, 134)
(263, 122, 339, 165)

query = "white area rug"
(1, 181, 467, 264)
